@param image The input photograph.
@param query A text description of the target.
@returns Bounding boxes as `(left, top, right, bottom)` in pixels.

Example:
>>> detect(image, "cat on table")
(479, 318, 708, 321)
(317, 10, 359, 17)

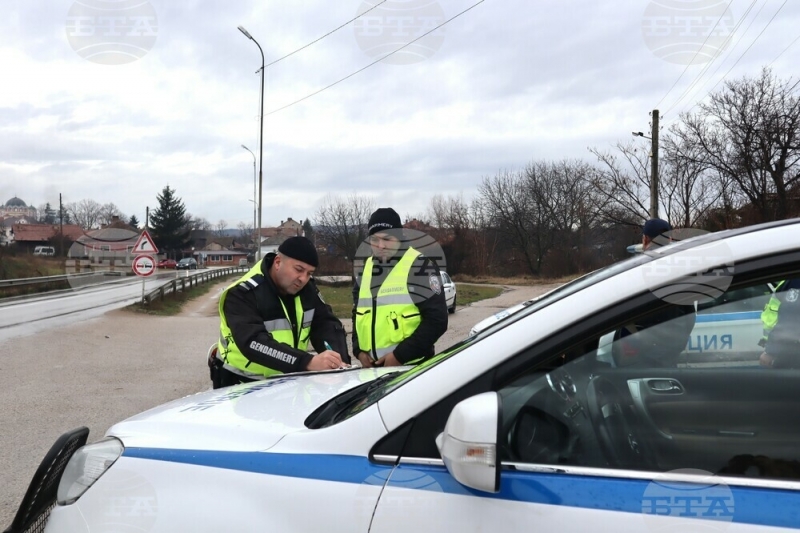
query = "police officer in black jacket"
(352, 208, 448, 368)
(213, 236, 349, 388)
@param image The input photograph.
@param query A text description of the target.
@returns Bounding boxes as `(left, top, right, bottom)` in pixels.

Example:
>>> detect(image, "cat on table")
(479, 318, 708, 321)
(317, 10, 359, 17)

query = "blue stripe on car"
(695, 311, 761, 323)
(123, 448, 800, 528)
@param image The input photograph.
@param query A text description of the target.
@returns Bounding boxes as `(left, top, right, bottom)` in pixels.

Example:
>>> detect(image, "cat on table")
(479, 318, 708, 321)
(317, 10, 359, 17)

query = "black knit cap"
(278, 236, 318, 267)
(368, 207, 403, 236)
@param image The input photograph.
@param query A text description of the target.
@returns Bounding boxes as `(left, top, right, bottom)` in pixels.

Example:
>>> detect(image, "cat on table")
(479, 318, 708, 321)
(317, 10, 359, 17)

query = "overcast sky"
(1, 0, 798, 228)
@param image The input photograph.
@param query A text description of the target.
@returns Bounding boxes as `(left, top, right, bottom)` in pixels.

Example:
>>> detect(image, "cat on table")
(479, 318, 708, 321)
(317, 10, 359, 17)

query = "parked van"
(33, 246, 55, 256)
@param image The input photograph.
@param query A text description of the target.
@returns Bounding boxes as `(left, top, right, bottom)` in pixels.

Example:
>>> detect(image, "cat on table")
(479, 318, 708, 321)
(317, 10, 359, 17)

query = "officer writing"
(212, 236, 349, 388)
(352, 207, 448, 368)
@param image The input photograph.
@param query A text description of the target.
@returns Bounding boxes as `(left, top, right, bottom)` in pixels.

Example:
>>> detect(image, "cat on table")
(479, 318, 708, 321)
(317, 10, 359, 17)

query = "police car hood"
(106, 368, 397, 452)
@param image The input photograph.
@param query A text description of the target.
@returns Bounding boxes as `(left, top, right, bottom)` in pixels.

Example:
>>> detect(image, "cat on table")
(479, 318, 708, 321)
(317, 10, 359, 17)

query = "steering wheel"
(585, 376, 644, 468)
(505, 404, 574, 464)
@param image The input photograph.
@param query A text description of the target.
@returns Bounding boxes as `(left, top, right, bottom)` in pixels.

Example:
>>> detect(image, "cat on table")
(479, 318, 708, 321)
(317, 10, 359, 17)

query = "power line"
(661, 0, 760, 120)
(266, 0, 488, 117)
(265, 1, 389, 68)
(653, 0, 735, 110)
(768, 31, 800, 67)
(680, 0, 788, 117)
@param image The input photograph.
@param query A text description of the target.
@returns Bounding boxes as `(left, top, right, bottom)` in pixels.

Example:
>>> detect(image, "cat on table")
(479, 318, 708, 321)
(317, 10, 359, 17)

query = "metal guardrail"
(0, 271, 121, 289)
(142, 266, 248, 304)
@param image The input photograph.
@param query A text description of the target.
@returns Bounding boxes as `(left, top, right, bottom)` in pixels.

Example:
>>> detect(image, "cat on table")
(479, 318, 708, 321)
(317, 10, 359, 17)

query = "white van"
(33, 246, 55, 256)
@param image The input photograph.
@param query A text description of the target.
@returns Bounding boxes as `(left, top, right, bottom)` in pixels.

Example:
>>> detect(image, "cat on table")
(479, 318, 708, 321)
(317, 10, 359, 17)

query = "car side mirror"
(435, 392, 501, 493)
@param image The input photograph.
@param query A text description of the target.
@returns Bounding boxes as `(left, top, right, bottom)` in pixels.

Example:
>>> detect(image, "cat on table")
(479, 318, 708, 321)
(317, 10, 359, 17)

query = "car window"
(496, 274, 800, 481)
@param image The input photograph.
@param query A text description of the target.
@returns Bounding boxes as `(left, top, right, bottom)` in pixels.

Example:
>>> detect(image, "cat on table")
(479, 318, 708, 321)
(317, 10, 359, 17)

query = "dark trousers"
(211, 366, 257, 389)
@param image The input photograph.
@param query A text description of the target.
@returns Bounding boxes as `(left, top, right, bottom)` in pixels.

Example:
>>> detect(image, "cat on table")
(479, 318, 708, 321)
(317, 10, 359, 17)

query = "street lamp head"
(241, 144, 248, 150)
(237, 26, 253, 40)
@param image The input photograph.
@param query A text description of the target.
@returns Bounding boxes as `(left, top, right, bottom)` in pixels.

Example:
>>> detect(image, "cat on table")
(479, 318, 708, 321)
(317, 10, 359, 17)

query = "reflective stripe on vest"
(218, 261, 311, 378)
(355, 248, 422, 360)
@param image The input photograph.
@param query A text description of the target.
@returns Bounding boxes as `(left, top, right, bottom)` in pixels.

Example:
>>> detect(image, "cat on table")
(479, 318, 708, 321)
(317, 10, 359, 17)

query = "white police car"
(9, 220, 800, 532)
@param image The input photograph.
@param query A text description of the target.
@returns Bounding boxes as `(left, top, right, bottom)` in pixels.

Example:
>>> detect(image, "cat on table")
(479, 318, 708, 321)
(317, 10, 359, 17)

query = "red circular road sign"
(132, 255, 156, 277)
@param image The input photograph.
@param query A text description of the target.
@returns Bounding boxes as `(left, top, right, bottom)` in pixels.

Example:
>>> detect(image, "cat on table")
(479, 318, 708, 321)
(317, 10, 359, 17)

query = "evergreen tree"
(302, 218, 314, 241)
(43, 203, 56, 224)
(129, 214, 140, 229)
(150, 186, 193, 254)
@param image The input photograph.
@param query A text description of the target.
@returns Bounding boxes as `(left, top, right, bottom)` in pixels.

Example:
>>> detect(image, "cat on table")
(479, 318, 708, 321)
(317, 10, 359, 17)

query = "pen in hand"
(324, 341, 348, 369)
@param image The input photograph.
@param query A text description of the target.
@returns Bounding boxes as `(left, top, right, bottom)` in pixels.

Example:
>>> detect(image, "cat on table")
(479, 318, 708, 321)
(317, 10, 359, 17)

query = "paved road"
(0, 281, 558, 528)
(0, 274, 175, 343)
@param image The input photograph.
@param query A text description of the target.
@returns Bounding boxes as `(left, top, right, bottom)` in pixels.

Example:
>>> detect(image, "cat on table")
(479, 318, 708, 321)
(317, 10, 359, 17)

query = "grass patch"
(318, 282, 504, 319)
(128, 275, 239, 316)
(0, 254, 72, 298)
(456, 283, 503, 305)
(455, 274, 581, 286)
(318, 285, 354, 319)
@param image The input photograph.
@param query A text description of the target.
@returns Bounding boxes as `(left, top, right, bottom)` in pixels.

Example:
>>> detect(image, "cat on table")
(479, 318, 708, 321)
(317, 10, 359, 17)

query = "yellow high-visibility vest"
(218, 261, 311, 378)
(355, 248, 421, 360)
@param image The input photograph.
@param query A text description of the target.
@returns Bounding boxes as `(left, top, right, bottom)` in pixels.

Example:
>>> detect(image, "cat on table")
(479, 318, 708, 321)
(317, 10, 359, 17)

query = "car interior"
(498, 270, 800, 482)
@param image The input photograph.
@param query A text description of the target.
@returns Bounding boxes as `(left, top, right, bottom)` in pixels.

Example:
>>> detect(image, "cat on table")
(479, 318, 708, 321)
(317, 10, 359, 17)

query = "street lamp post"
(238, 25, 265, 263)
(248, 198, 258, 260)
(241, 144, 257, 261)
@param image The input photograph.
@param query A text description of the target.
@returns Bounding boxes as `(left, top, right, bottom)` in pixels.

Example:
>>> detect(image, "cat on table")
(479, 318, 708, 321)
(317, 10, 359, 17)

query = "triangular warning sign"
(133, 229, 159, 254)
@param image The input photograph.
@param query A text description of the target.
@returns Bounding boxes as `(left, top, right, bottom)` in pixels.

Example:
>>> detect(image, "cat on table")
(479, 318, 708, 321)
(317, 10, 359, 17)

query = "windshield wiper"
(306, 371, 401, 429)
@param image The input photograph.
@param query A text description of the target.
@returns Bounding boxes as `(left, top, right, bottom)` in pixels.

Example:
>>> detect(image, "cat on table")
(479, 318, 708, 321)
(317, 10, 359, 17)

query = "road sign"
(132, 229, 159, 254)
(132, 255, 156, 277)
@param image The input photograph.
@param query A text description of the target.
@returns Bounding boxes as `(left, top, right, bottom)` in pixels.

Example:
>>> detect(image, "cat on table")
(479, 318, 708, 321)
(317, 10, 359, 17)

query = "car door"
(370, 257, 800, 532)
(441, 272, 455, 307)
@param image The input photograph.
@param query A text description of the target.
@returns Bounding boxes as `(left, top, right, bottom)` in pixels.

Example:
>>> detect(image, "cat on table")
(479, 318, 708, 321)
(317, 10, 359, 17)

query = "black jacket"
(352, 252, 448, 364)
(223, 253, 349, 373)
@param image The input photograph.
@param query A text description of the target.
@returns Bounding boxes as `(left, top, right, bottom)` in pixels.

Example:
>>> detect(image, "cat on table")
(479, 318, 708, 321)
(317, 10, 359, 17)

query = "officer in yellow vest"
(212, 236, 349, 388)
(352, 208, 448, 368)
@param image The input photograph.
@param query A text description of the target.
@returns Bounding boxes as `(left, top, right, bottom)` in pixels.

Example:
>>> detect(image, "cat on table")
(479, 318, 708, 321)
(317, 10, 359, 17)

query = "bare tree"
(671, 68, 800, 222)
(479, 169, 542, 274)
(661, 134, 722, 227)
(315, 194, 375, 260)
(188, 216, 212, 232)
(97, 202, 127, 227)
(590, 142, 652, 226)
(66, 199, 103, 230)
(213, 220, 227, 238)
(237, 221, 254, 243)
(466, 196, 499, 276)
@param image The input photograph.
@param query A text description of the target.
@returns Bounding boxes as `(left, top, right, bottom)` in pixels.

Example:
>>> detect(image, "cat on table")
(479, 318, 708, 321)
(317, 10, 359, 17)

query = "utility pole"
(651, 109, 659, 219)
(59, 193, 64, 257)
(633, 109, 660, 219)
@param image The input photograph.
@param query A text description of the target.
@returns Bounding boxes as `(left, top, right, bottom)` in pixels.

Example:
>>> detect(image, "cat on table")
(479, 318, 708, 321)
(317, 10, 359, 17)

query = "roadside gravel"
(0, 280, 560, 527)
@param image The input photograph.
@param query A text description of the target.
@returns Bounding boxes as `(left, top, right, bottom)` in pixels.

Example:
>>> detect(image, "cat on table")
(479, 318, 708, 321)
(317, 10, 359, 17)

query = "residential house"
(256, 217, 303, 258)
(68, 227, 140, 268)
(194, 240, 248, 267)
(11, 222, 84, 254)
(0, 215, 37, 246)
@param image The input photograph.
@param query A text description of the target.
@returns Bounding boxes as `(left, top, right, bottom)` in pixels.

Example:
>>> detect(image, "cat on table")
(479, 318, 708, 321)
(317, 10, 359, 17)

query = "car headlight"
(57, 437, 124, 505)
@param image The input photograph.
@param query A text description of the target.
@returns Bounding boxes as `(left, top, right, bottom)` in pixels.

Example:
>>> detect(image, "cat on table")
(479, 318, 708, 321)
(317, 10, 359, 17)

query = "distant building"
(10, 223, 84, 254)
(68, 227, 139, 268)
(256, 217, 303, 258)
(0, 196, 37, 219)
